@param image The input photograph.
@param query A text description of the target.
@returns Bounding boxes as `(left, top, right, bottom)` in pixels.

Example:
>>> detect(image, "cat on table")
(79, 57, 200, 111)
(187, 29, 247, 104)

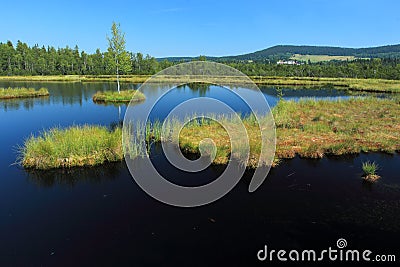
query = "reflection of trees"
(177, 82, 211, 97)
(0, 81, 145, 111)
(0, 97, 50, 111)
(26, 162, 123, 188)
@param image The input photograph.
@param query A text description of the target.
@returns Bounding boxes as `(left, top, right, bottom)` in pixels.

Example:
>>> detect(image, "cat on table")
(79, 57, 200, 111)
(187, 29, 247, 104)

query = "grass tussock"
(362, 161, 381, 182)
(92, 90, 146, 103)
(20, 125, 122, 169)
(0, 87, 49, 99)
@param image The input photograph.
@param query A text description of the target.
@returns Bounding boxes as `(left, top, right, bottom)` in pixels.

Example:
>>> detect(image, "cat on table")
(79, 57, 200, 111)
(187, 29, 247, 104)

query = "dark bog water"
(0, 81, 399, 266)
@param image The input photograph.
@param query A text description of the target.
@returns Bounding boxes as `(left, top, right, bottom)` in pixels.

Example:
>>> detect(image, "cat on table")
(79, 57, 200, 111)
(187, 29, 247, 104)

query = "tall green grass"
(0, 87, 49, 99)
(362, 161, 380, 182)
(20, 125, 122, 169)
(362, 161, 379, 176)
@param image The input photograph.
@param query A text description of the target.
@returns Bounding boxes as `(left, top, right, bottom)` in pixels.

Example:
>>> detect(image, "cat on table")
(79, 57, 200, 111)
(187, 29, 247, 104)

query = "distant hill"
(158, 44, 400, 62)
(157, 56, 218, 62)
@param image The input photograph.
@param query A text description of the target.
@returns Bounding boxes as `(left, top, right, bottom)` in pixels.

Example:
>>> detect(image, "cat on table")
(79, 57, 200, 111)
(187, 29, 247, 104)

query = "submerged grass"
(0, 87, 49, 99)
(20, 97, 400, 169)
(92, 90, 146, 103)
(20, 125, 122, 169)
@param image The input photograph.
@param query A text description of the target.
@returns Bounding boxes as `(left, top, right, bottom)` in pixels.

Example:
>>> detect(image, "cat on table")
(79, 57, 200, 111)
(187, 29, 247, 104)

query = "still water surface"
(0, 81, 398, 266)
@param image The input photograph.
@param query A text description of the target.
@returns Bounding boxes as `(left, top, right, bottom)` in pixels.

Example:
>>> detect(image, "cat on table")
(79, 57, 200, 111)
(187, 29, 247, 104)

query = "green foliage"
(225, 59, 400, 80)
(106, 22, 132, 92)
(197, 55, 207, 61)
(219, 44, 400, 61)
(276, 87, 284, 100)
(0, 40, 159, 76)
(106, 22, 132, 74)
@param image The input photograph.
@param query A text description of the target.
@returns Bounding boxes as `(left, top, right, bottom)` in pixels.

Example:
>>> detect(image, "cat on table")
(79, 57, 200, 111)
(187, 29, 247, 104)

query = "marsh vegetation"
(20, 97, 400, 170)
(92, 90, 145, 103)
(0, 87, 49, 99)
(20, 125, 122, 169)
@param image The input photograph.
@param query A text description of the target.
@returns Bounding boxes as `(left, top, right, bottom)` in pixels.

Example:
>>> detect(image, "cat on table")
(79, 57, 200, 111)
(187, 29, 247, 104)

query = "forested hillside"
(222, 44, 400, 61)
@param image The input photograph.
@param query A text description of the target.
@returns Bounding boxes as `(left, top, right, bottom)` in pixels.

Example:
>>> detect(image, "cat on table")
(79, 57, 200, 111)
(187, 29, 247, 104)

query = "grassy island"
(20, 125, 122, 169)
(92, 90, 146, 103)
(176, 97, 399, 167)
(0, 87, 49, 99)
(20, 97, 400, 170)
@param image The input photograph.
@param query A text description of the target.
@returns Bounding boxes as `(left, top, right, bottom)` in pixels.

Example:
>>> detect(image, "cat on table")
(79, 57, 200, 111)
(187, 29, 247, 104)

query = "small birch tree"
(106, 22, 131, 93)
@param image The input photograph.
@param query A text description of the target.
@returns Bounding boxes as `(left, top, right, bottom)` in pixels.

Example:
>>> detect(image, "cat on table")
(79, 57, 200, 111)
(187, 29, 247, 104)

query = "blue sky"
(1, 0, 399, 57)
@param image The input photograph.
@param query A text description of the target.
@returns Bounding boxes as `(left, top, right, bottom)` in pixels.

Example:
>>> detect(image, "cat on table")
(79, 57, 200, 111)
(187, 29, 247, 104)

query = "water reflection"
(26, 162, 123, 187)
(177, 82, 211, 96)
(0, 81, 141, 110)
(0, 96, 50, 111)
(0, 81, 390, 113)
(0, 81, 399, 266)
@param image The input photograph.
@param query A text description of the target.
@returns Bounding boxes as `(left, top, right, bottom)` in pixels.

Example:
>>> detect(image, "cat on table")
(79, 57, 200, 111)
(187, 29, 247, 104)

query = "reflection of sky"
(137, 84, 359, 121)
(147, 85, 258, 121)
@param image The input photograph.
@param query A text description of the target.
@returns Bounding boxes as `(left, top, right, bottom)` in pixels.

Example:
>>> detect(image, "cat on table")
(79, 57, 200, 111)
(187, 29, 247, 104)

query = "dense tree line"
(0, 40, 166, 76)
(1, 40, 400, 79)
